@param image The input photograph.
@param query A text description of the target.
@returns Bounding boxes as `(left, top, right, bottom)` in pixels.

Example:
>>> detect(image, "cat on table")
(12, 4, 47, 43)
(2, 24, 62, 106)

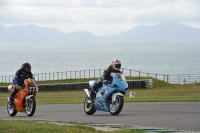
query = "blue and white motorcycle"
(84, 73, 128, 115)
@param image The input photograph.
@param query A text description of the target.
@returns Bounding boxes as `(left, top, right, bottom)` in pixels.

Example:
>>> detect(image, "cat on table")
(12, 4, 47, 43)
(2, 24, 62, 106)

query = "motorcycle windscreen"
(111, 73, 126, 81)
(111, 73, 128, 90)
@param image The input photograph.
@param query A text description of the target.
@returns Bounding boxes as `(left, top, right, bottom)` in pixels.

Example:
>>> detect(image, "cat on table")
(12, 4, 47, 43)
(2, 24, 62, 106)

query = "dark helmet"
(111, 59, 121, 71)
(21, 62, 31, 73)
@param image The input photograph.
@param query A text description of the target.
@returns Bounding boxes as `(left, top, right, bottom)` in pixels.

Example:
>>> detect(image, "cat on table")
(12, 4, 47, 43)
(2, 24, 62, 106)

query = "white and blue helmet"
(111, 59, 121, 71)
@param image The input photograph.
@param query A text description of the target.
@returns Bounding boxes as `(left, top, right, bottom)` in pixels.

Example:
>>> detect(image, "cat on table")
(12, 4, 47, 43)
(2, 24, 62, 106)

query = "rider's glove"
(15, 85, 21, 90)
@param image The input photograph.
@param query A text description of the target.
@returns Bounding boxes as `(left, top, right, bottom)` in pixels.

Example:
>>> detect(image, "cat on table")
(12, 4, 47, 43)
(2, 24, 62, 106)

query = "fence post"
(75, 71, 76, 79)
(89, 70, 90, 79)
(80, 70, 81, 78)
(139, 71, 140, 77)
(99, 69, 101, 77)
(53, 72, 54, 80)
(84, 70, 85, 78)
(66, 71, 67, 79)
(130, 69, 131, 77)
(164, 74, 165, 81)
(94, 69, 95, 78)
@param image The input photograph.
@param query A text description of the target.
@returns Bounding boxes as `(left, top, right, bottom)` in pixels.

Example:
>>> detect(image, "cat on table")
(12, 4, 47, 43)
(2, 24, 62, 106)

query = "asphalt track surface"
(0, 102, 200, 132)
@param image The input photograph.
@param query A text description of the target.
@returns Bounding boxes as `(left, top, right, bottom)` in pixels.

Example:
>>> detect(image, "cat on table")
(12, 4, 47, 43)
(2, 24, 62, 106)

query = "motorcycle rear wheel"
(110, 95, 124, 115)
(84, 97, 96, 115)
(26, 97, 36, 116)
(7, 102, 17, 116)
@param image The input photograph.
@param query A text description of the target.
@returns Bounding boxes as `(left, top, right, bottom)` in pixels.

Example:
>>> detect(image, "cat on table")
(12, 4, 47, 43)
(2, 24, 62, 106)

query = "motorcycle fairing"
(89, 81, 96, 88)
(111, 73, 128, 95)
(94, 85, 116, 112)
(14, 90, 27, 112)
(112, 92, 124, 102)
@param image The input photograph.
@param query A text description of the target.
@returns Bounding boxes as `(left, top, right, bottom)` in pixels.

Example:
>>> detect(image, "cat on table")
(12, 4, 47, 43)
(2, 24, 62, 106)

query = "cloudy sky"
(0, 0, 200, 36)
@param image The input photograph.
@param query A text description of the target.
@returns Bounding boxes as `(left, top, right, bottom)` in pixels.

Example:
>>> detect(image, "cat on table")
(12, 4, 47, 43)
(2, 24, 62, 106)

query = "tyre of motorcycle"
(109, 95, 124, 115)
(25, 95, 36, 116)
(84, 97, 96, 115)
(7, 101, 17, 117)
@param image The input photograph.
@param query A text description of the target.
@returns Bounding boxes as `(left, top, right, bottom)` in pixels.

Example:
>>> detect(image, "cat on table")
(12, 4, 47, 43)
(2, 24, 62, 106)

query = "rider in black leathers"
(90, 59, 121, 100)
(9, 62, 36, 105)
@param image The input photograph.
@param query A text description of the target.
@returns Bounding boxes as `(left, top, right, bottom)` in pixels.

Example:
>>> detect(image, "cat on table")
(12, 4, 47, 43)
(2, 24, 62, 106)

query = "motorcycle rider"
(9, 62, 36, 105)
(90, 59, 121, 101)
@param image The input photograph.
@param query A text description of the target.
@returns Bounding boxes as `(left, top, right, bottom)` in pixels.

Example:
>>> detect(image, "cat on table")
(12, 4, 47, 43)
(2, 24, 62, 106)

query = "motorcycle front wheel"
(26, 97, 36, 116)
(7, 102, 17, 116)
(110, 95, 124, 115)
(84, 97, 96, 115)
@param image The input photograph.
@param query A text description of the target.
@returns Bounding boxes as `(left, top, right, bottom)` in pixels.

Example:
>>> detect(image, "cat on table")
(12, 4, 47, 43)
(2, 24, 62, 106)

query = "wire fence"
(0, 68, 200, 84)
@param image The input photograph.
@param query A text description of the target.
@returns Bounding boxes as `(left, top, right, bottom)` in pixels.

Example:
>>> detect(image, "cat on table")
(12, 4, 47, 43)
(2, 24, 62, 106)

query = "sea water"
(0, 41, 200, 76)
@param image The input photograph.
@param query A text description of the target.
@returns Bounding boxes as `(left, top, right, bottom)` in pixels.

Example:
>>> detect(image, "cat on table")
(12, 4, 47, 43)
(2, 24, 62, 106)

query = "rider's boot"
(90, 91, 95, 103)
(89, 80, 102, 103)
(9, 89, 17, 105)
(9, 96, 14, 105)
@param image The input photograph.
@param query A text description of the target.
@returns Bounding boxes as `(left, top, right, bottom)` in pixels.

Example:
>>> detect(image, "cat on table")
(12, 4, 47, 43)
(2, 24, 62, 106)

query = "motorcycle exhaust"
(84, 89, 90, 98)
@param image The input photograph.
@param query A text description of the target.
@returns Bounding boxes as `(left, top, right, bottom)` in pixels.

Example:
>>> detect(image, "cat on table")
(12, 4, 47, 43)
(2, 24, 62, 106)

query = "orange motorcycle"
(7, 78, 39, 116)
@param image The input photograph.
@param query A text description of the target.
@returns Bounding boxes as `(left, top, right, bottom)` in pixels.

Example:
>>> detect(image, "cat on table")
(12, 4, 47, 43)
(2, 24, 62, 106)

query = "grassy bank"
(0, 77, 200, 106)
(0, 119, 143, 133)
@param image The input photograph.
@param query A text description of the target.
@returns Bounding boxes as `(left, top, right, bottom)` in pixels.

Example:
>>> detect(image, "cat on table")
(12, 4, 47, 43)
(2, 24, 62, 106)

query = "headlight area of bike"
(28, 86, 36, 93)
(111, 80, 128, 91)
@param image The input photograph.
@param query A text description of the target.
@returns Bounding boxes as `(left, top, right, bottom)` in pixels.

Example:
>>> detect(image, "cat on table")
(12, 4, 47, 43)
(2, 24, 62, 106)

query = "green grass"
(0, 77, 200, 106)
(0, 119, 144, 133)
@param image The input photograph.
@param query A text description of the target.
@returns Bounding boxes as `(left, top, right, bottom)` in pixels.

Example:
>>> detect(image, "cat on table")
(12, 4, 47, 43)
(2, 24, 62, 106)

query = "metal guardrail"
(167, 74, 200, 84)
(0, 68, 200, 84)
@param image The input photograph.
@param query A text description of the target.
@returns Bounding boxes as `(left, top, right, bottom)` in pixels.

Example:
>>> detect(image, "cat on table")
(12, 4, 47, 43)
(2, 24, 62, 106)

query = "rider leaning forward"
(9, 62, 36, 105)
(90, 59, 122, 101)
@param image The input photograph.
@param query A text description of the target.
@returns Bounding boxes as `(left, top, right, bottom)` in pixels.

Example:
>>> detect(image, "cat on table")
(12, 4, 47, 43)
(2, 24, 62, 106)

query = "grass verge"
(0, 77, 200, 106)
(0, 119, 144, 133)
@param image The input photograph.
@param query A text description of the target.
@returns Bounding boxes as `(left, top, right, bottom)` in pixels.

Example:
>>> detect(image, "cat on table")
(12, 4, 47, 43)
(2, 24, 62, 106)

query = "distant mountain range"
(0, 22, 200, 43)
